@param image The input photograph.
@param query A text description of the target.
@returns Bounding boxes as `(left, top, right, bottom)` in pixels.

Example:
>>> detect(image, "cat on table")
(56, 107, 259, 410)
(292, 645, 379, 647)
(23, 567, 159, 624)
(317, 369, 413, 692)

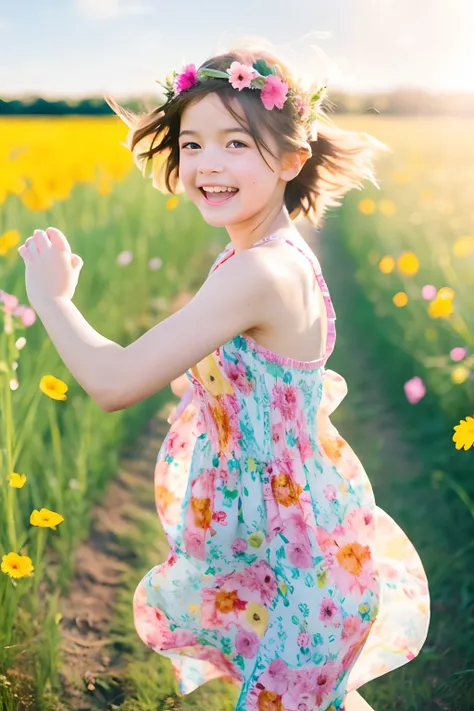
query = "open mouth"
(199, 188, 239, 206)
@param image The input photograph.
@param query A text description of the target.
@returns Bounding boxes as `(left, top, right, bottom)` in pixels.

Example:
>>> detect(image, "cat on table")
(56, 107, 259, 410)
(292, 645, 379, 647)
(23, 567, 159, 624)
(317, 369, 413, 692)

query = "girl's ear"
(281, 146, 311, 182)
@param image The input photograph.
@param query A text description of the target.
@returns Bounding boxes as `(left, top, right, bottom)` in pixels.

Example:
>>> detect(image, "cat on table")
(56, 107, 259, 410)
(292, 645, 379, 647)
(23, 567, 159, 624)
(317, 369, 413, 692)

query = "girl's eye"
(181, 140, 248, 150)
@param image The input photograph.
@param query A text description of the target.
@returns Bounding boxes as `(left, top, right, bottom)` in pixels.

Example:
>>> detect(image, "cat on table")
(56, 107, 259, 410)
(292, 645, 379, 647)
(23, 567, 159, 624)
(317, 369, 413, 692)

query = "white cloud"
(75, 0, 153, 20)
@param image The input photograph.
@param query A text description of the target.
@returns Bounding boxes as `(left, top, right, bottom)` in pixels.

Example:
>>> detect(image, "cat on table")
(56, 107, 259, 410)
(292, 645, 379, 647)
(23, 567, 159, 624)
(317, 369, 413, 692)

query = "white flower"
(148, 257, 163, 270)
(117, 250, 133, 266)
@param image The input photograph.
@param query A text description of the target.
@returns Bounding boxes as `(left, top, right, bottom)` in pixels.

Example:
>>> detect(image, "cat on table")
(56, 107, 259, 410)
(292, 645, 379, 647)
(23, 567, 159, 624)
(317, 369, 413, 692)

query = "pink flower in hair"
(227, 61, 258, 90)
(293, 94, 311, 120)
(260, 74, 289, 110)
(174, 63, 198, 94)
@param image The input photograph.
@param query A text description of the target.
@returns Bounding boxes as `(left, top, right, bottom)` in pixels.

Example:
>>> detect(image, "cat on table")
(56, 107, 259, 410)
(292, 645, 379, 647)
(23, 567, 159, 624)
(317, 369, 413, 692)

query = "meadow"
(0, 113, 472, 710)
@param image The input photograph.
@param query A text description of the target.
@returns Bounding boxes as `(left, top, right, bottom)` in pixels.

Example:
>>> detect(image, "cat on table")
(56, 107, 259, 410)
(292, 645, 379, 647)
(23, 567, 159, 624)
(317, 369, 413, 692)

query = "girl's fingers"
(46, 227, 71, 251)
(18, 245, 32, 262)
(33, 229, 52, 254)
(26, 238, 39, 256)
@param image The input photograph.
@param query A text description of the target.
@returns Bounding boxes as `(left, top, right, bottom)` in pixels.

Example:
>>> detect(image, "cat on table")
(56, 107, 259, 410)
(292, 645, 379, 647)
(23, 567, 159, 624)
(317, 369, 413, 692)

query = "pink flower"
(212, 510, 227, 526)
(11, 303, 36, 327)
(266, 658, 291, 695)
(293, 94, 311, 120)
(117, 250, 133, 266)
(313, 662, 340, 706)
(287, 542, 312, 568)
(323, 484, 337, 502)
(450, 347, 467, 361)
(250, 560, 278, 603)
(421, 284, 437, 300)
(183, 528, 205, 559)
(341, 614, 362, 640)
(227, 61, 258, 90)
(297, 632, 310, 647)
(221, 355, 253, 394)
(319, 597, 342, 627)
(1, 292, 19, 313)
(148, 257, 163, 270)
(235, 627, 260, 658)
(260, 75, 289, 110)
(271, 382, 299, 420)
(231, 537, 248, 554)
(404, 376, 426, 404)
(174, 63, 198, 93)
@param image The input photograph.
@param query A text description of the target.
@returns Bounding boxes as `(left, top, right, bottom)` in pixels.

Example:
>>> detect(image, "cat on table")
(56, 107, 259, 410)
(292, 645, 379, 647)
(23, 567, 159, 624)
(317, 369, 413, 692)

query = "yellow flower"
(451, 366, 469, 385)
(316, 569, 328, 588)
(397, 251, 419, 276)
(192, 354, 233, 397)
(7, 472, 27, 488)
(39, 375, 68, 400)
(248, 532, 264, 548)
(188, 603, 201, 615)
(453, 415, 474, 450)
(379, 256, 395, 274)
(428, 294, 454, 319)
(0, 229, 20, 256)
(30, 508, 65, 530)
(166, 196, 179, 210)
(244, 602, 269, 638)
(370, 602, 379, 620)
(453, 235, 474, 258)
(393, 292, 408, 307)
(378, 199, 396, 216)
(1, 552, 34, 579)
(358, 198, 376, 215)
(247, 457, 257, 472)
(438, 287, 455, 299)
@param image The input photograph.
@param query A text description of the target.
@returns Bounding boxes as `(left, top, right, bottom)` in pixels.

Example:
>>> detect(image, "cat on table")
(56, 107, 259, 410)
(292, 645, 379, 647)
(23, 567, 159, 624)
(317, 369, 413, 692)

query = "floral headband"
(156, 58, 327, 127)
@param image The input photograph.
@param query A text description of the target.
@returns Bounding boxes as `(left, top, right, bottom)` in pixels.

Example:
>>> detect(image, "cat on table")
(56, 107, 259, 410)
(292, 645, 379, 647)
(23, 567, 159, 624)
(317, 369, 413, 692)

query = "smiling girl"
(18, 42, 430, 711)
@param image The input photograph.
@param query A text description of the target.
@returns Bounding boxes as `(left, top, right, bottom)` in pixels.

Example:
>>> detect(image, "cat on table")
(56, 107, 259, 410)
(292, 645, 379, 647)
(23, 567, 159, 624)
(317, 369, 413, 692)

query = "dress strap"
(209, 233, 337, 366)
(273, 236, 337, 365)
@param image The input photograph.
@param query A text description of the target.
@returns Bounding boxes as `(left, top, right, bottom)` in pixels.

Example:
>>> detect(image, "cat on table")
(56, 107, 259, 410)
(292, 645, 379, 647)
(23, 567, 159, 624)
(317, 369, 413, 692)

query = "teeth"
(203, 187, 238, 193)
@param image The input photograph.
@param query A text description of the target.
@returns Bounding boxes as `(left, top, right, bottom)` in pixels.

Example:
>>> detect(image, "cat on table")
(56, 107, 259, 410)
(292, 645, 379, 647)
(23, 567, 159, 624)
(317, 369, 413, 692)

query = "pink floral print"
(133, 235, 430, 710)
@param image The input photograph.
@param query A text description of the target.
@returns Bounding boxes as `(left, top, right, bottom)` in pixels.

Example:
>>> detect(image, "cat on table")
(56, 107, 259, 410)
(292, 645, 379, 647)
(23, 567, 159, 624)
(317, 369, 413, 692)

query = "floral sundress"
(133, 233, 430, 711)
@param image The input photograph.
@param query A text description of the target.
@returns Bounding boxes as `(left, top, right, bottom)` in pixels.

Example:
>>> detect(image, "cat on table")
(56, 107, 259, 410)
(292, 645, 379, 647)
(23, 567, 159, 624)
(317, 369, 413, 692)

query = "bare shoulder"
(245, 232, 322, 350)
(254, 232, 316, 297)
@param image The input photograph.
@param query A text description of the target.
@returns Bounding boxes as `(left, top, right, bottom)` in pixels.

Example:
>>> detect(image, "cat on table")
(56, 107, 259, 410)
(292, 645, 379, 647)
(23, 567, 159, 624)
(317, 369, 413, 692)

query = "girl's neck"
(229, 208, 299, 253)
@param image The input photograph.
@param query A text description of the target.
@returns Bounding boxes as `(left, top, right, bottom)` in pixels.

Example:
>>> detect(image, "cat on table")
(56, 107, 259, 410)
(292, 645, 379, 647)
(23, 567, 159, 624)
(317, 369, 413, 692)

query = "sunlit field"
(0, 114, 473, 709)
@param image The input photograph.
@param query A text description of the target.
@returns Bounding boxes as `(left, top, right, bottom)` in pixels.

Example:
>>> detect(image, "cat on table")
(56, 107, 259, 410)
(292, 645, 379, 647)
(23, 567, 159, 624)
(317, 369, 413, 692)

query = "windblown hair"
(105, 46, 390, 229)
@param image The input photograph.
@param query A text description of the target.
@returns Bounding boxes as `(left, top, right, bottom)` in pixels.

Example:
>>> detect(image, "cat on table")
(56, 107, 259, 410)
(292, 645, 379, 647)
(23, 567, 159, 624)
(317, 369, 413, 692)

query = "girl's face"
(178, 93, 288, 231)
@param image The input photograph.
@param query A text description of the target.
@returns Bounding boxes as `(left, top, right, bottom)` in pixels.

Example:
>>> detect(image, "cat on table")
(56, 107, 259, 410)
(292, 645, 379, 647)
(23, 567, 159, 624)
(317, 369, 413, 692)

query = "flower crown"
(156, 58, 327, 126)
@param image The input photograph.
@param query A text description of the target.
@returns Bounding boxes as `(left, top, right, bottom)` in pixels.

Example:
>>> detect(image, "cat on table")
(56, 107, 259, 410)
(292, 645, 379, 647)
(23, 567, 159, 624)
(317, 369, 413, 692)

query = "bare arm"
(32, 248, 275, 412)
(169, 243, 233, 400)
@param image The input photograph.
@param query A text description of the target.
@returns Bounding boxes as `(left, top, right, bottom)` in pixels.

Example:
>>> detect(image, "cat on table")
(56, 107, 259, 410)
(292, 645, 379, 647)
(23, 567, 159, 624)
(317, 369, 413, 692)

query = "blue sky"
(1, 0, 473, 99)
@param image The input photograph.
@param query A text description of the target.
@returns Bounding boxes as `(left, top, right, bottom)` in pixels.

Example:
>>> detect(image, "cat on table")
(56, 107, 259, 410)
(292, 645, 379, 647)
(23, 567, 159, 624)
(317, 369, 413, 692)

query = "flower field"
(0, 114, 473, 709)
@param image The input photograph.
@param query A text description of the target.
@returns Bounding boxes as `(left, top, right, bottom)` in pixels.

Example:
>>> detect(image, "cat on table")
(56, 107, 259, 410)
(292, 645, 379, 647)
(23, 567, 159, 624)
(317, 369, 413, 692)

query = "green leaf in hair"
(252, 59, 276, 77)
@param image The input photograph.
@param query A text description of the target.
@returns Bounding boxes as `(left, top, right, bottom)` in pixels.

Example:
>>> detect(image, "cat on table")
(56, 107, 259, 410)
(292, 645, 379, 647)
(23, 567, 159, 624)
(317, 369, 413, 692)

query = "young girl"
(19, 43, 430, 711)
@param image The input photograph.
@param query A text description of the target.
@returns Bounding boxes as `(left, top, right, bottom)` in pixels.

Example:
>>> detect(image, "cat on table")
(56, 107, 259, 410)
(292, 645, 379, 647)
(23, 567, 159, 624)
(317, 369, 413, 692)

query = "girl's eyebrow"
(179, 127, 250, 138)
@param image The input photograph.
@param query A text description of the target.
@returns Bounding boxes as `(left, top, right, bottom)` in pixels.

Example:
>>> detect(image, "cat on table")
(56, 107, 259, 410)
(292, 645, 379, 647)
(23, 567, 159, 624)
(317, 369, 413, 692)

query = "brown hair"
(105, 46, 390, 229)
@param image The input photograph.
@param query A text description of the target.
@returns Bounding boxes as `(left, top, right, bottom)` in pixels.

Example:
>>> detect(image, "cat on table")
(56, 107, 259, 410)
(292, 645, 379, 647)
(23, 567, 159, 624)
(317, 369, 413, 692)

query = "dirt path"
(57, 404, 173, 710)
